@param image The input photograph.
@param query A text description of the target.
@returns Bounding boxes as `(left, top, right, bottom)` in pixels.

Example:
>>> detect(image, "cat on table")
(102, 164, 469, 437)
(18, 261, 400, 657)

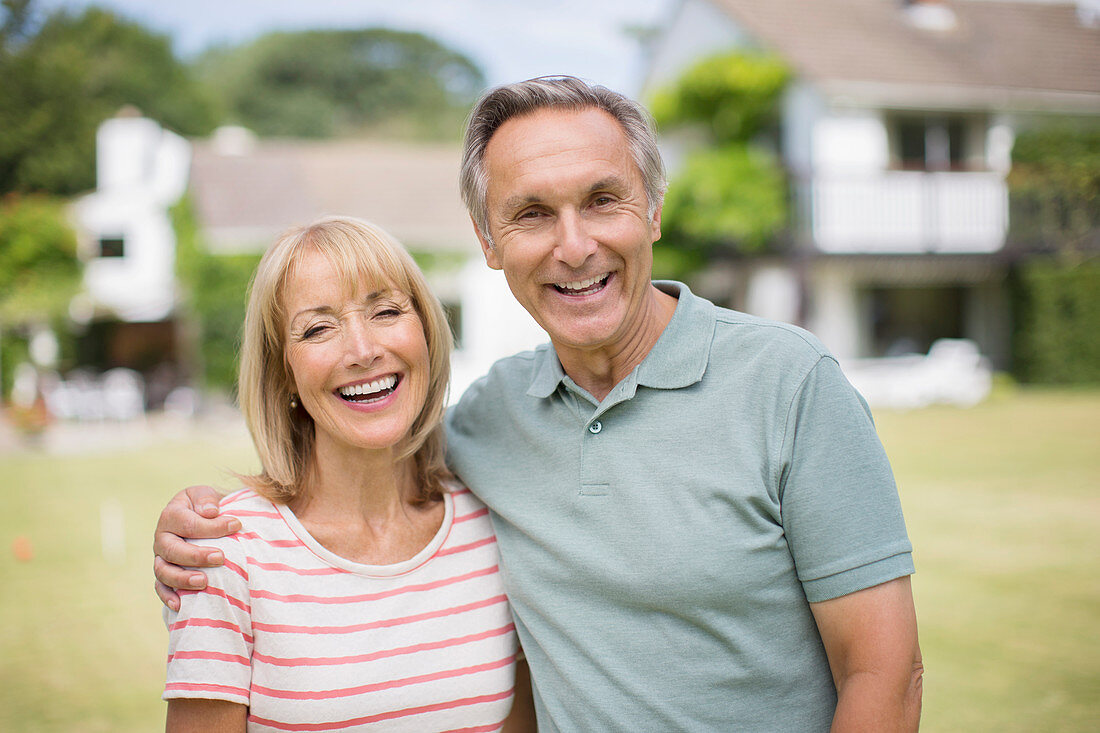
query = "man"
(155, 76, 922, 731)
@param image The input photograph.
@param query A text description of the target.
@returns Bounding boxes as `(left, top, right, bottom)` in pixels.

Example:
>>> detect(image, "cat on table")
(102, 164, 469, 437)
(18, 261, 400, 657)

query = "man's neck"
(554, 285, 678, 402)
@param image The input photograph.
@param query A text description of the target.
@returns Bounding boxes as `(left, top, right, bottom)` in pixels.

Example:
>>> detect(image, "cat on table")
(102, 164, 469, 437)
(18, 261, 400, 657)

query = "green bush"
(649, 51, 790, 260)
(1008, 126, 1100, 250)
(0, 195, 80, 398)
(0, 194, 80, 325)
(171, 195, 260, 393)
(187, 254, 260, 392)
(660, 144, 787, 253)
(1012, 258, 1100, 384)
(650, 51, 789, 145)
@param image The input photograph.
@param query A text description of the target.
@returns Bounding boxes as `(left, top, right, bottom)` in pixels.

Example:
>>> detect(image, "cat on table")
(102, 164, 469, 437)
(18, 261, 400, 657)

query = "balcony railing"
(806, 171, 1008, 254)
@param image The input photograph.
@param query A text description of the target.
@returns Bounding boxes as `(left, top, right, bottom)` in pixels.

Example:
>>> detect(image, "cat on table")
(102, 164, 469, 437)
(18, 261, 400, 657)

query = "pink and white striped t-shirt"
(163, 486, 517, 732)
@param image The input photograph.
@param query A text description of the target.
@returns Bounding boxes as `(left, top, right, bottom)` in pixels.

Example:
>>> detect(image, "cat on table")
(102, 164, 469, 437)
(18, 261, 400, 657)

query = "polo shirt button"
(588, 421, 603, 434)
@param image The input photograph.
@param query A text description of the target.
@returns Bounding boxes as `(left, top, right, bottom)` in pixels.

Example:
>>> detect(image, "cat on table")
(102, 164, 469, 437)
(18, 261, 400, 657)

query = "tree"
(0, 3, 217, 195)
(1007, 125, 1100, 255)
(0, 194, 80, 397)
(1, 0, 33, 47)
(0, 194, 79, 325)
(649, 51, 790, 262)
(195, 28, 485, 139)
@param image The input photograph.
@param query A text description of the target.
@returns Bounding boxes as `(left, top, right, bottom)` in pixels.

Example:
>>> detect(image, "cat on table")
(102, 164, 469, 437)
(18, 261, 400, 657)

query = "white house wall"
(781, 82, 826, 177)
(448, 260, 548, 404)
(811, 111, 889, 174)
(97, 117, 161, 190)
(76, 195, 177, 322)
(76, 117, 191, 323)
(805, 266, 862, 361)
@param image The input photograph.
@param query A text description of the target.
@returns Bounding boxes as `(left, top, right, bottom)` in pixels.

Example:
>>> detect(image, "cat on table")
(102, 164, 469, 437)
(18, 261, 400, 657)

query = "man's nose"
(553, 211, 597, 268)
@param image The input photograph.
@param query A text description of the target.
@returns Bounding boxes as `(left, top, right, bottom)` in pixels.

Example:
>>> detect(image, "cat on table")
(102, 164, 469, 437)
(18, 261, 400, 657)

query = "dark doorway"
(867, 286, 965, 356)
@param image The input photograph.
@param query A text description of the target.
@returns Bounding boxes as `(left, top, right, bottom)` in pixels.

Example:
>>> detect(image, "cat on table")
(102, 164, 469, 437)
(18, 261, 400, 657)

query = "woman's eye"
(303, 325, 327, 339)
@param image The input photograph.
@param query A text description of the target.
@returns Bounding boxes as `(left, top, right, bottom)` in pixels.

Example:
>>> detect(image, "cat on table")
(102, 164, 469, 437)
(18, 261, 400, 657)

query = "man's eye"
(593, 196, 614, 207)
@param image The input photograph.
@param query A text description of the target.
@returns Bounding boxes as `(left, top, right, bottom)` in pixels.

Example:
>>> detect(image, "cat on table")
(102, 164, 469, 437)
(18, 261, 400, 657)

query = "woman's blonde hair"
(237, 216, 453, 504)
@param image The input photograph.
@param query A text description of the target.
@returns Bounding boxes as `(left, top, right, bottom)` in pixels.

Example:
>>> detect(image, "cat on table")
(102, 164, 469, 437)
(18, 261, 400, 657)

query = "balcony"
(808, 171, 1008, 254)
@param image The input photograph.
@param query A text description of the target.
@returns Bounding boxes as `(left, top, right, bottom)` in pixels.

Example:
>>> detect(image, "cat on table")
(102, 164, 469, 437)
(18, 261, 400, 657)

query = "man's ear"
(472, 216, 502, 270)
(650, 199, 664, 243)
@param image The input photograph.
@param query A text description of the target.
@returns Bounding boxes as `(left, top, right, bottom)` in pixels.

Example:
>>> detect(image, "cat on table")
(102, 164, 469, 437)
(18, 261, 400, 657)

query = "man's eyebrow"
(499, 177, 631, 213)
(589, 176, 630, 193)
(500, 194, 540, 213)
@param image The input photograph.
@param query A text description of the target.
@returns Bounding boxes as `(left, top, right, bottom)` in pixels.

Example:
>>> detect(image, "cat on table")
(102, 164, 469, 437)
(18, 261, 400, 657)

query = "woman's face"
(281, 248, 430, 457)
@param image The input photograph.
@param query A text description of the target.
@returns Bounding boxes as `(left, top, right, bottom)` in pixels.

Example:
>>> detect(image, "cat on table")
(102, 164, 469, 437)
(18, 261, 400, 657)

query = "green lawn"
(873, 389, 1100, 732)
(1, 390, 1097, 731)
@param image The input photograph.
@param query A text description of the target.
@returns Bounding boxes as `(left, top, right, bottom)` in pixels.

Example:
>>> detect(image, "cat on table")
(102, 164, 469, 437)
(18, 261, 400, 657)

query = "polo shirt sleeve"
(163, 535, 252, 705)
(778, 355, 914, 603)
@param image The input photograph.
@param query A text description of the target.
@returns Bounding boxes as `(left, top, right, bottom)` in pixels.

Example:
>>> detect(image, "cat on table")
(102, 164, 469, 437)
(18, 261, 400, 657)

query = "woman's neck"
(287, 437, 442, 565)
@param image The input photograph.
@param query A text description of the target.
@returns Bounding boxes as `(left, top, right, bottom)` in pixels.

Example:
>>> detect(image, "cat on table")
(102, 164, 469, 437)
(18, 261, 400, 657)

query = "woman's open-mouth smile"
(335, 374, 400, 407)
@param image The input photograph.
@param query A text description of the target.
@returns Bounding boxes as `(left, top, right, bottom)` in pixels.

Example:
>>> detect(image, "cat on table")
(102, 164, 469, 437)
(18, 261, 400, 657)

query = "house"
(71, 115, 547, 410)
(70, 108, 191, 411)
(644, 0, 1100, 369)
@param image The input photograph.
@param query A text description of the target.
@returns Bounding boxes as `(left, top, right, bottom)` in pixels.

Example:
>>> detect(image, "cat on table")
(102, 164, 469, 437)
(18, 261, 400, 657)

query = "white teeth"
(338, 375, 397, 398)
(557, 274, 606, 292)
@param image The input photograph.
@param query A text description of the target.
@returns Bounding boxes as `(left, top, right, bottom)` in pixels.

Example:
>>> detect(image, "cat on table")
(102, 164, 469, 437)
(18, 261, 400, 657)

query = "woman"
(164, 216, 533, 731)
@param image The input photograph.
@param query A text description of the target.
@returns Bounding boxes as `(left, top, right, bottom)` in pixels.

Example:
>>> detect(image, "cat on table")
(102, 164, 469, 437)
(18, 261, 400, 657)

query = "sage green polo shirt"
(445, 281, 913, 732)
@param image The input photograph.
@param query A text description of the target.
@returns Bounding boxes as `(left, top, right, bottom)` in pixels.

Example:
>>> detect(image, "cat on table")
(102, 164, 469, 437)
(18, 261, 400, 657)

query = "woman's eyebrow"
(289, 290, 394, 326)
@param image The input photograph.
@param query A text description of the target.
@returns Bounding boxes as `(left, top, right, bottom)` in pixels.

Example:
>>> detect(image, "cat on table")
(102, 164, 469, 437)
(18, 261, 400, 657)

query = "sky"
(34, 0, 677, 96)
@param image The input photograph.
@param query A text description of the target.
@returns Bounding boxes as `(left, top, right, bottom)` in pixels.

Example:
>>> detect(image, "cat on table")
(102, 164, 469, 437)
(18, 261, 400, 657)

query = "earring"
(289, 393, 299, 410)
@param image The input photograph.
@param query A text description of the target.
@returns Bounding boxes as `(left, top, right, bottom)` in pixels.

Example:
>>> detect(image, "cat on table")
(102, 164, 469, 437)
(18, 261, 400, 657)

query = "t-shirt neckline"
(273, 491, 454, 577)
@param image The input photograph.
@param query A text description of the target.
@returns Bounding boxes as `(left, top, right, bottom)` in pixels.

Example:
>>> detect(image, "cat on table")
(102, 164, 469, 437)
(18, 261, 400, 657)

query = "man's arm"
(166, 698, 247, 732)
(810, 576, 923, 733)
(501, 657, 537, 733)
(153, 485, 237, 610)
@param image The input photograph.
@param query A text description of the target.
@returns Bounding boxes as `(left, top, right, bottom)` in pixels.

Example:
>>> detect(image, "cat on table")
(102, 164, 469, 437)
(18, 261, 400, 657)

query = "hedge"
(171, 194, 261, 393)
(1012, 258, 1100, 384)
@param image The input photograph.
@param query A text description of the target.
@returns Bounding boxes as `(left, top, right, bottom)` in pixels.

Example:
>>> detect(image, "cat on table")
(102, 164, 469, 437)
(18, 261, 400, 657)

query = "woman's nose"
(342, 321, 383, 368)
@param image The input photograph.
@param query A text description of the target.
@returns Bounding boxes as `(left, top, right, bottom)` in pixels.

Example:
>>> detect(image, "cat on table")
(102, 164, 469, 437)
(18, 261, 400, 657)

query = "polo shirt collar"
(525, 280, 715, 399)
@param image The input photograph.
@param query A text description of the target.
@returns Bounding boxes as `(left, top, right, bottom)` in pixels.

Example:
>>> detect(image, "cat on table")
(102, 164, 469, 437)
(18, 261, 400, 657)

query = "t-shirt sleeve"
(778, 356, 914, 603)
(162, 534, 252, 705)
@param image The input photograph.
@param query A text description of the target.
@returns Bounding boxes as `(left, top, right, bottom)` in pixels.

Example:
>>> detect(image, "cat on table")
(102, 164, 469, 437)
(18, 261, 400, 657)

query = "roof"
(189, 137, 478, 254)
(710, 0, 1100, 111)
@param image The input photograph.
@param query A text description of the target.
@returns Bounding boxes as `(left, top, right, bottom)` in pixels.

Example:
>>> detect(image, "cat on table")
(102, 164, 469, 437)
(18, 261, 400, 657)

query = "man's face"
(477, 107, 662, 356)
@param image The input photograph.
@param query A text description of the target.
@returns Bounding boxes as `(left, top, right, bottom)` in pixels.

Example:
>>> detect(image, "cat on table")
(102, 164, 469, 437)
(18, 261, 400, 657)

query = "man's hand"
(810, 575, 923, 732)
(153, 485, 236, 610)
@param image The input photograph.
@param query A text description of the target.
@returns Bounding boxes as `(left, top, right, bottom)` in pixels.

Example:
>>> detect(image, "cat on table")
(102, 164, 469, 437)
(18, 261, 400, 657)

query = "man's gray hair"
(459, 75, 667, 248)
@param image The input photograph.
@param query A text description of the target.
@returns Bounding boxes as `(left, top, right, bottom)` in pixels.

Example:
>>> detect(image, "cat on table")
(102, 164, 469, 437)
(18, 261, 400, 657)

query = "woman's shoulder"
(444, 479, 487, 512)
(443, 480, 495, 544)
(185, 488, 284, 555)
(217, 488, 277, 517)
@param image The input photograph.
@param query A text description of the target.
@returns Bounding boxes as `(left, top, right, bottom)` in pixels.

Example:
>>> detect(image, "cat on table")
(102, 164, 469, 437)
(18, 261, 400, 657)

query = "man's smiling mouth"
(553, 273, 610, 296)
(336, 375, 399, 403)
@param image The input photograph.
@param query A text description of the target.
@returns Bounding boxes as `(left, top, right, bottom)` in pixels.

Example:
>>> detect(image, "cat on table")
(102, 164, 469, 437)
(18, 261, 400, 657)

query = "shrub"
(1012, 258, 1100, 384)
(171, 195, 260, 393)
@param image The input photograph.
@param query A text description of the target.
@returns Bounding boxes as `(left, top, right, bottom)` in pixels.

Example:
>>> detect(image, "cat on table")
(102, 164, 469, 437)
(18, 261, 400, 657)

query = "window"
(893, 116, 969, 171)
(98, 236, 125, 258)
